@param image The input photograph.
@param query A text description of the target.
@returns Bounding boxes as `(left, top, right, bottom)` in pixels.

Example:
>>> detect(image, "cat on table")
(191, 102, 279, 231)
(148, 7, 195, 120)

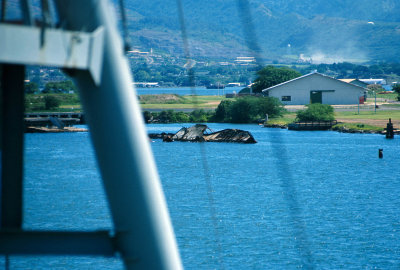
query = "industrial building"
(262, 72, 366, 105)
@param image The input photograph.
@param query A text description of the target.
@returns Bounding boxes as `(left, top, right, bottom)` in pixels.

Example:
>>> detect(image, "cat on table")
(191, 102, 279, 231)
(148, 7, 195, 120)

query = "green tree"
(44, 95, 61, 110)
(214, 100, 233, 122)
(25, 82, 39, 94)
(254, 96, 286, 118)
(230, 98, 253, 123)
(393, 84, 400, 101)
(367, 84, 384, 93)
(175, 111, 190, 122)
(43, 80, 76, 93)
(134, 70, 151, 82)
(190, 109, 211, 123)
(252, 66, 301, 93)
(143, 111, 153, 123)
(214, 96, 285, 123)
(296, 103, 335, 122)
(159, 110, 177, 123)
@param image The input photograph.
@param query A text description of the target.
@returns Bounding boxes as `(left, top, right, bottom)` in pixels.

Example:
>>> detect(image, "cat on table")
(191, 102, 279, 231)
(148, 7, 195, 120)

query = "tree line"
(26, 61, 400, 90)
(144, 96, 286, 124)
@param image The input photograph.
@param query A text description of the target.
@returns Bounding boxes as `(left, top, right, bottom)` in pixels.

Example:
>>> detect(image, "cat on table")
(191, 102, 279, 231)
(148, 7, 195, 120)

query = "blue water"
(136, 86, 242, 96)
(3, 124, 400, 269)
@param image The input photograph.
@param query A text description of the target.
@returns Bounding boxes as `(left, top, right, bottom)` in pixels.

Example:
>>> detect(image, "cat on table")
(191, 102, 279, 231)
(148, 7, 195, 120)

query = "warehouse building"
(262, 72, 366, 105)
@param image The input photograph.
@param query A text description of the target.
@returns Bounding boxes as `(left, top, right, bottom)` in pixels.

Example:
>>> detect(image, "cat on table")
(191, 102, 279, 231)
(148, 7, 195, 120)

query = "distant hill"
(124, 0, 400, 62)
(4, 0, 400, 62)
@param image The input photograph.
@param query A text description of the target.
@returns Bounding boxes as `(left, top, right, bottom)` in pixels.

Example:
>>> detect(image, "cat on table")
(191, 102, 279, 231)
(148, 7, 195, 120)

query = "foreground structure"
(0, 1, 182, 269)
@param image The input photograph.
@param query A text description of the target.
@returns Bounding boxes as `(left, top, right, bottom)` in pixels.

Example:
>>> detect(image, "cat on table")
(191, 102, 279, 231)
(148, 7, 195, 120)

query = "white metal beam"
(0, 23, 104, 85)
(54, 0, 183, 269)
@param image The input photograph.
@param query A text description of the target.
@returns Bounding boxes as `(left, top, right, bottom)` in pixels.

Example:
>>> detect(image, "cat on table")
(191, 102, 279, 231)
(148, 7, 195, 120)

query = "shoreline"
(264, 123, 399, 135)
(24, 122, 397, 136)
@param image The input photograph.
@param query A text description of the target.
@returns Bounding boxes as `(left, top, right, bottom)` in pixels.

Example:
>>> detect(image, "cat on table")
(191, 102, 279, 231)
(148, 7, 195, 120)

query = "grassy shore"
(25, 93, 400, 131)
(335, 110, 400, 120)
(26, 93, 226, 111)
(139, 94, 226, 109)
(265, 109, 400, 131)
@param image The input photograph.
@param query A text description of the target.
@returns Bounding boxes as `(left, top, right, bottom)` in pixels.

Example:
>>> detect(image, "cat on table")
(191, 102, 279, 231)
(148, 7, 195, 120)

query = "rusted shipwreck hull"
(149, 124, 257, 144)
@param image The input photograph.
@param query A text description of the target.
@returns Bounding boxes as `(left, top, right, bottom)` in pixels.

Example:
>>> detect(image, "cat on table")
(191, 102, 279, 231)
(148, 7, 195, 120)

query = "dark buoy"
(379, 149, 383, 158)
(385, 118, 394, 139)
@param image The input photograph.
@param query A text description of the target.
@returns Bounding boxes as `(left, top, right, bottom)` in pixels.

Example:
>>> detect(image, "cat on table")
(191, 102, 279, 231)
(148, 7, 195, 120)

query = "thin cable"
(236, 0, 264, 67)
(176, 0, 225, 269)
(119, 0, 131, 52)
(236, 0, 315, 268)
(1, 0, 6, 22)
(175, 0, 197, 100)
(5, 254, 9, 270)
(41, 0, 52, 26)
(20, 0, 34, 26)
(40, 0, 52, 48)
(270, 136, 315, 269)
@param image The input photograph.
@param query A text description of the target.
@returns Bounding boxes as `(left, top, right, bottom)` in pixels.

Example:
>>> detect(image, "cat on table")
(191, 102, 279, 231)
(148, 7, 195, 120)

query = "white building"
(262, 72, 366, 105)
(359, 78, 387, 85)
(234, 57, 256, 64)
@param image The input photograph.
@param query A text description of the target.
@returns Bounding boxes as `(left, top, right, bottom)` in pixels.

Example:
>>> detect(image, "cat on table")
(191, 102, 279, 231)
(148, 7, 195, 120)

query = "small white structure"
(262, 72, 366, 105)
(359, 78, 387, 85)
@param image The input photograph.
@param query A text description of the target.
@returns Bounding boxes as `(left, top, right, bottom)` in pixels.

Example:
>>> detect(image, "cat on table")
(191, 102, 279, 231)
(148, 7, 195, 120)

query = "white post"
(54, 1, 182, 269)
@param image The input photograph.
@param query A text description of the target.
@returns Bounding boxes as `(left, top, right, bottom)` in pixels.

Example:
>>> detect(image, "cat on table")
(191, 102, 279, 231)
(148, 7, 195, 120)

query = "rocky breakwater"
(149, 124, 257, 144)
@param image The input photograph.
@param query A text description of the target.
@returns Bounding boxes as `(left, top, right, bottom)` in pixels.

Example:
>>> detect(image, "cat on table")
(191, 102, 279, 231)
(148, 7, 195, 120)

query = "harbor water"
(3, 124, 400, 269)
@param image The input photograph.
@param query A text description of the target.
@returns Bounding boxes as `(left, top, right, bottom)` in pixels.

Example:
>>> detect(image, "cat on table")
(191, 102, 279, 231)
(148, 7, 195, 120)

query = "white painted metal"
(263, 73, 366, 105)
(53, 0, 182, 269)
(0, 24, 104, 85)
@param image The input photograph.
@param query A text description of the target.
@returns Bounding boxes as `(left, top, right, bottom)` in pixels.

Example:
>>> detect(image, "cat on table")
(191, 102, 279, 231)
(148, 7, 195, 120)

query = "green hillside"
(124, 0, 400, 62)
(4, 0, 400, 62)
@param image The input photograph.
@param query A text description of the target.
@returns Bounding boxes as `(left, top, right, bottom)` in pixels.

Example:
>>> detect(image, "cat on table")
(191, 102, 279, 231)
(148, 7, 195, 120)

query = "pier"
(288, 120, 338, 131)
(25, 112, 84, 120)
(24, 112, 85, 132)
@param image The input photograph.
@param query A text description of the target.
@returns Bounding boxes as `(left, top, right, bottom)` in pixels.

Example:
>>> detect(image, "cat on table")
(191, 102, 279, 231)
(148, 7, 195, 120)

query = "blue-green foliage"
(214, 96, 286, 123)
(143, 97, 284, 124)
(296, 103, 335, 122)
(189, 109, 213, 123)
(144, 109, 213, 123)
(43, 81, 76, 94)
(214, 100, 234, 122)
(44, 95, 61, 110)
(393, 84, 400, 101)
(252, 66, 301, 93)
(25, 82, 39, 94)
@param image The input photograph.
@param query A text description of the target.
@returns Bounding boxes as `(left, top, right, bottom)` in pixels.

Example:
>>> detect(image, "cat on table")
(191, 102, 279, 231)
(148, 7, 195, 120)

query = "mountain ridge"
(4, 0, 399, 62)
(125, 0, 400, 62)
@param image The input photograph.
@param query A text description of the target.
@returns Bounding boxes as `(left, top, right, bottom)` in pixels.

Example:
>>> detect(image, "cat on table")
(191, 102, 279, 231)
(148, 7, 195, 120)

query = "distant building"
(226, 82, 241, 87)
(262, 72, 366, 105)
(127, 50, 150, 58)
(133, 82, 160, 88)
(339, 79, 369, 88)
(359, 78, 387, 85)
(234, 57, 256, 64)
